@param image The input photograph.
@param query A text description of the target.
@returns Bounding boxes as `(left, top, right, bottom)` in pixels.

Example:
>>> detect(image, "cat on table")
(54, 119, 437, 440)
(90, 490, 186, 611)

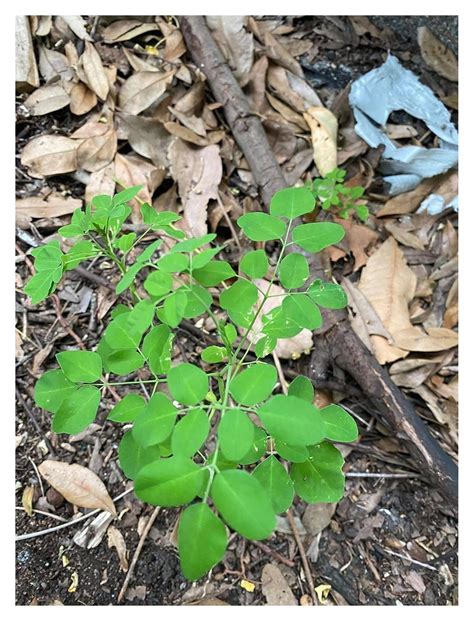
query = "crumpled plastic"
(349, 54, 458, 196)
(417, 193, 458, 215)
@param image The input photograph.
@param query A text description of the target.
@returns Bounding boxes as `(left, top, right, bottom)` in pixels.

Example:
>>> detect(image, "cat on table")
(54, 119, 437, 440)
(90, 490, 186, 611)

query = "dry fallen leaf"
(16, 16, 40, 91)
(22, 485, 35, 517)
(85, 162, 115, 203)
(16, 193, 82, 227)
(395, 326, 458, 352)
(21, 135, 78, 178)
(69, 82, 98, 116)
(267, 65, 322, 113)
(206, 16, 254, 80)
(117, 112, 171, 168)
(384, 221, 425, 251)
(102, 19, 159, 43)
(358, 237, 417, 364)
(24, 83, 70, 116)
(263, 30, 304, 77)
(169, 139, 222, 237)
(114, 153, 154, 219)
(81, 41, 110, 101)
(38, 460, 116, 515)
(261, 563, 298, 606)
(62, 16, 93, 41)
(418, 27, 458, 82)
(119, 69, 175, 115)
(75, 124, 117, 172)
(107, 525, 129, 572)
(303, 106, 338, 176)
(332, 217, 379, 271)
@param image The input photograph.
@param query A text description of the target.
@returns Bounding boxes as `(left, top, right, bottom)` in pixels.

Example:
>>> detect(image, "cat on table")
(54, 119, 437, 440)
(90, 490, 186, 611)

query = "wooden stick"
(287, 509, 317, 605)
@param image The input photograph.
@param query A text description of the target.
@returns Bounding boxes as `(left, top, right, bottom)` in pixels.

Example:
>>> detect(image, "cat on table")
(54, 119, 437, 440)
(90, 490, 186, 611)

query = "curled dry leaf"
(263, 30, 304, 77)
(38, 45, 73, 82)
(261, 563, 298, 606)
(21, 135, 78, 178)
(107, 525, 129, 572)
(81, 41, 109, 101)
(168, 139, 222, 237)
(62, 16, 93, 41)
(69, 82, 98, 116)
(206, 16, 254, 80)
(267, 65, 322, 113)
(16, 193, 82, 227)
(116, 112, 171, 168)
(119, 69, 175, 115)
(418, 27, 458, 82)
(303, 106, 338, 176)
(24, 83, 70, 116)
(358, 237, 417, 364)
(38, 460, 116, 515)
(330, 217, 379, 271)
(102, 19, 159, 43)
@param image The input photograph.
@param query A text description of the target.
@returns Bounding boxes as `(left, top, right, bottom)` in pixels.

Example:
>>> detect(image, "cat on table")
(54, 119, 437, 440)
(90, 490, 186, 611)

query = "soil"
(15, 15, 458, 606)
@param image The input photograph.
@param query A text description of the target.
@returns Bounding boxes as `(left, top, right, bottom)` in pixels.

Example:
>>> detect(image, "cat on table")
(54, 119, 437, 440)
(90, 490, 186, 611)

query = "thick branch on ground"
(180, 15, 458, 504)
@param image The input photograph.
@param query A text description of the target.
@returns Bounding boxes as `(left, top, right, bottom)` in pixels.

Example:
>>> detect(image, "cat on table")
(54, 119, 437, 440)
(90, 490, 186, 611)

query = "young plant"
(25, 183, 358, 581)
(308, 167, 369, 221)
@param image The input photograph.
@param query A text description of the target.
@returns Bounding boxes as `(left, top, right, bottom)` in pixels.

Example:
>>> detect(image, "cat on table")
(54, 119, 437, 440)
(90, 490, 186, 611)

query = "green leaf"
(142, 324, 173, 374)
(107, 349, 144, 375)
(113, 185, 143, 206)
(307, 280, 347, 309)
(218, 409, 254, 462)
(254, 335, 277, 358)
(193, 260, 236, 287)
(201, 346, 228, 363)
(270, 187, 316, 219)
(52, 385, 100, 434)
(182, 285, 212, 318)
(252, 456, 294, 514)
(257, 395, 325, 446)
(292, 222, 345, 252)
(222, 323, 238, 347)
(172, 233, 216, 253)
(135, 456, 205, 506)
(192, 247, 222, 269)
(167, 363, 209, 406)
(239, 427, 267, 465)
(240, 250, 268, 279)
(288, 375, 314, 402)
(144, 269, 173, 298)
(227, 307, 254, 329)
(129, 299, 155, 332)
(290, 443, 345, 503)
(261, 306, 301, 339)
(24, 270, 58, 304)
(132, 393, 178, 447)
(281, 294, 322, 330)
(58, 224, 83, 238)
(278, 254, 309, 289)
(115, 232, 136, 253)
(171, 409, 210, 457)
(56, 350, 102, 383)
(178, 503, 227, 580)
(108, 393, 146, 423)
(63, 240, 99, 270)
(211, 470, 276, 540)
(156, 252, 189, 273)
(275, 441, 309, 463)
(237, 212, 286, 242)
(118, 430, 161, 480)
(157, 290, 187, 327)
(229, 363, 276, 406)
(355, 203, 369, 221)
(34, 369, 76, 413)
(136, 239, 162, 265)
(219, 279, 258, 313)
(115, 263, 142, 295)
(320, 404, 358, 442)
(103, 312, 145, 350)
(31, 241, 62, 271)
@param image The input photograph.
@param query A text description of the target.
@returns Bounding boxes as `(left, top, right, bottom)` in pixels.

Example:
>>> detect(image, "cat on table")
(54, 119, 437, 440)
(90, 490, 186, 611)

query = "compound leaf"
(290, 442, 345, 503)
(167, 363, 209, 406)
(135, 456, 205, 506)
(219, 279, 258, 313)
(237, 212, 285, 242)
(171, 409, 210, 457)
(257, 395, 324, 446)
(320, 404, 358, 442)
(240, 249, 268, 279)
(118, 430, 161, 480)
(108, 393, 146, 423)
(252, 455, 294, 514)
(292, 222, 345, 252)
(53, 385, 100, 434)
(218, 409, 254, 462)
(56, 350, 102, 383)
(34, 369, 76, 413)
(132, 393, 177, 447)
(278, 253, 309, 289)
(229, 363, 276, 406)
(270, 187, 315, 219)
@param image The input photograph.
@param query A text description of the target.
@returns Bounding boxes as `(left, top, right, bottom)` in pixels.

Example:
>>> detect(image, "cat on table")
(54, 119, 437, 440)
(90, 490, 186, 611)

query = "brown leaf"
(384, 221, 425, 250)
(16, 193, 81, 226)
(395, 326, 458, 352)
(85, 163, 115, 203)
(261, 563, 298, 606)
(62, 16, 93, 41)
(164, 121, 211, 147)
(15, 16, 39, 91)
(35, 15, 52, 37)
(24, 83, 70, 116)
(160, 22, 186, 62)
(75, 124, 117, 173)
(303, 106, 338, 175)
(119, 70, 175, 115)
(116, 112, 171, 168)
(206, 16, 254, 80)
(114, 153, 154, 220)
(266, 92, 309, 131)
(418, 27, 458, 82)
(38, 460, 116, 515)
(38, 45, 73, 82)
(267, 65, 322, 113)
(21, 135, 78, 178)
(168, 139, 222, 237)
(168, 106, 207, 137)
(22, 486, 35, 517)
(107, 525, 129, 572)
(358, 237, 417, 364)
(81, 41, 109, 101)
(302, 503, 337, 536)
(263, 30, 304, 77)
(404, 570, 426, 595)
(69, 83, 98, 116)
(102, 20, 159, 43)
(333, 217, 379, 271)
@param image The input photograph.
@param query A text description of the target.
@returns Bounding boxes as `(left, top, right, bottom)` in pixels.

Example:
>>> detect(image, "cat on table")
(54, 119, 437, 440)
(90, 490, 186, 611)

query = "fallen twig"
(287, 509, 317, 605)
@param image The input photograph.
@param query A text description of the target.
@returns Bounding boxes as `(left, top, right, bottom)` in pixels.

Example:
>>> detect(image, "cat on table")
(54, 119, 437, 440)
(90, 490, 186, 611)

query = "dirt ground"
(16, 15, 458, 606)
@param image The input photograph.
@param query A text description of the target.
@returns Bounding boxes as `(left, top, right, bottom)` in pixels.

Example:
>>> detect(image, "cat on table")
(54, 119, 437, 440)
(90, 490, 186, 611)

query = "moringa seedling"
(25, 182, 358, 581)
